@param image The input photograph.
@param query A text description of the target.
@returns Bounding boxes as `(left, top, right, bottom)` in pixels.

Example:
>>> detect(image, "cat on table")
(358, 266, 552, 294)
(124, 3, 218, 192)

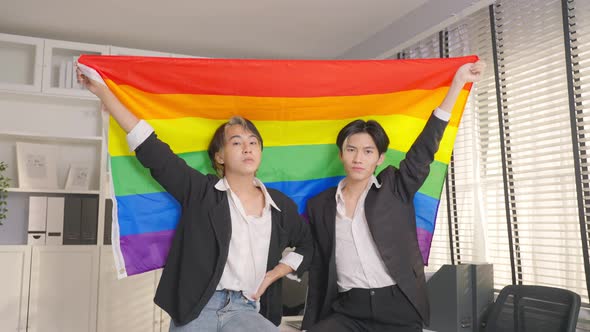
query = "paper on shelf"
(65, 61, 73, 88)
(58, 59, 67, 88)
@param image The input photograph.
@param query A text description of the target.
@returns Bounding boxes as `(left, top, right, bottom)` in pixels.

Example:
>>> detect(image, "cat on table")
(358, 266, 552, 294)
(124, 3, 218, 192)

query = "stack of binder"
(27, 195, 99, 245)
(63, 196, 98, 245)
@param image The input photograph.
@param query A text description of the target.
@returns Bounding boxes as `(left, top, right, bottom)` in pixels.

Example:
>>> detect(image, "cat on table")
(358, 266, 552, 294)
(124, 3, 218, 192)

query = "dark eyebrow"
(346, 144, 375, 150)
(229, 134, 258, 140)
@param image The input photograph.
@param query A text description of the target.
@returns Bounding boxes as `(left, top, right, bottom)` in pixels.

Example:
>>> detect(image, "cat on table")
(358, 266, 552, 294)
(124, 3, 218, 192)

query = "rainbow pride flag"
(78, 55, 476, 278)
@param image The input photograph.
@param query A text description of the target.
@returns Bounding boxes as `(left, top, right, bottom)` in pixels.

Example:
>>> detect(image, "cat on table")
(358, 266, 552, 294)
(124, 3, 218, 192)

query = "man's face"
(215, 125, 262, 177)
(339, 132, 384, 183)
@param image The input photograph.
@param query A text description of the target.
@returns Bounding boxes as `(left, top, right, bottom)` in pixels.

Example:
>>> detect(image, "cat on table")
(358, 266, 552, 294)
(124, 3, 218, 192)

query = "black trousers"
(308, 285, 423, 332)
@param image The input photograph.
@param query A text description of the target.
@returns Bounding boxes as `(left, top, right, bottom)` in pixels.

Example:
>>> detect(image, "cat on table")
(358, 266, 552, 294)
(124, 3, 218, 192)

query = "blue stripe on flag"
(116, 177, 440, 236)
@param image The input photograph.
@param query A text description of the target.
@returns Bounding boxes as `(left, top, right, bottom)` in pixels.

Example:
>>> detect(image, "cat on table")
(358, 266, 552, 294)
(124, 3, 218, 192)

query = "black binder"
(63, 196, 82, 245)
(80, 197, 98, 244)
(103, 199, 113, 245)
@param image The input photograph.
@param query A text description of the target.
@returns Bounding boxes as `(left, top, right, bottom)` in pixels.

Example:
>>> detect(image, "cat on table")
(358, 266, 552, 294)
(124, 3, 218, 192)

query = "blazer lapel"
(267, 208, 281, 271)
(364, 188, 378, 231)
(208, 193, 232, 256)
(364, 187, 401, 278)
(321, 196, 336, 256)
(319, 195, 339, 312)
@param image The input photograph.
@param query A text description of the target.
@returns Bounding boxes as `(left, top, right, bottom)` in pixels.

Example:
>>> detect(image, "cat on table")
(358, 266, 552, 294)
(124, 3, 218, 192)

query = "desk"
(280, 316, 302, 332)
(279, 316, 437, 332)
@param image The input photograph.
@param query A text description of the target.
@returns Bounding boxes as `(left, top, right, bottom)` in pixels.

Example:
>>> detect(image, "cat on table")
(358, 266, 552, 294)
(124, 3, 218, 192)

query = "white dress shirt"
(214, 178, 303, 299)
(335, 176, 396, 292)
(126, 120, 303, 301)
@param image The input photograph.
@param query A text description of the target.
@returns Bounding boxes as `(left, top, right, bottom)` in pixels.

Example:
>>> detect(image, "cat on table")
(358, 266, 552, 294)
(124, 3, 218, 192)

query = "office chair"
(484, 285, 581, 332)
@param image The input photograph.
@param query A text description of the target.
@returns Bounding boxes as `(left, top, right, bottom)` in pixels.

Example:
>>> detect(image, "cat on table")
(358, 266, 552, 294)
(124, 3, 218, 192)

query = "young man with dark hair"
(302, 61, 485, 332)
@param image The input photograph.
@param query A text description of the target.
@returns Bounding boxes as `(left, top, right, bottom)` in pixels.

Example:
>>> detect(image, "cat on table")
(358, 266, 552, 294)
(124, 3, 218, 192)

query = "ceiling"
(0, 0, 480, 59)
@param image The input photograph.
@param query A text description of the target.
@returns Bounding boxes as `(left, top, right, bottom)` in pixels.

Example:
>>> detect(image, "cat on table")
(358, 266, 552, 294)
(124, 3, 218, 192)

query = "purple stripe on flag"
(417, 227, 434, 266)
(120, 230, 175, 276)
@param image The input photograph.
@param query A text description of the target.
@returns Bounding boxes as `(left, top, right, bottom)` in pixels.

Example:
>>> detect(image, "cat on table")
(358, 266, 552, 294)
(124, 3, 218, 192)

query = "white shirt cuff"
(126, 120, 154, 152)
(280, 252, 304, 282)
(77, 63, 107, 87)
(433, 107, 451, 122)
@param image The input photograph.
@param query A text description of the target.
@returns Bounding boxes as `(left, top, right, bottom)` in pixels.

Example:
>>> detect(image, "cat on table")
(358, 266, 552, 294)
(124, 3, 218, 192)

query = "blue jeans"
(169, 290, 279, 332)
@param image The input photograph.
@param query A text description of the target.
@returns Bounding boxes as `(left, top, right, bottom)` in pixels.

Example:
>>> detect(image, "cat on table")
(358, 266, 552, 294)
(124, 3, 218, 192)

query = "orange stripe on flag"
(105, 80, 470, 126)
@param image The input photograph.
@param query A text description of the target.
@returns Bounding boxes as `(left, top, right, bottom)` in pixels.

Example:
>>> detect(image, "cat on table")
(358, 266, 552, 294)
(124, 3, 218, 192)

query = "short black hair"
(207, 116, 263, 177)
(336, 119, 390, 155)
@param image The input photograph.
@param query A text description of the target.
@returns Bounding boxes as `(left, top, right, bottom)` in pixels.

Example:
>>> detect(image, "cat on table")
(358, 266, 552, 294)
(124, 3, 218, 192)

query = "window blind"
(390, 2, 590, 310)
(491, 0, 588, 300)
(454, 6, 516, 291)
(566, 0, 590, 308)
(445, 22, 478, 267)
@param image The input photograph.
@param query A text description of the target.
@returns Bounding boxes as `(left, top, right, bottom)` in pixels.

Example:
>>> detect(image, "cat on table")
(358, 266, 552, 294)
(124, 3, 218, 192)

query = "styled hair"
(336, 119, 390, 155)
(207, 116, 264, 177)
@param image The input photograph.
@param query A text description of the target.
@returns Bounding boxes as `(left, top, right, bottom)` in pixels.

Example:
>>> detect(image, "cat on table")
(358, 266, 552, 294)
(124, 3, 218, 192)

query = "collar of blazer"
(318, 183, 392, 262)
(317, 182, 381, 251)
(206, 188, 286, 269)
(208, 192, 232, 256)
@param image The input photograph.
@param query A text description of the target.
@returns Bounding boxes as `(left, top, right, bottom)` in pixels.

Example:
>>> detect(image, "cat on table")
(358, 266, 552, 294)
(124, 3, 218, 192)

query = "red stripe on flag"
(78, 55, 477, 97)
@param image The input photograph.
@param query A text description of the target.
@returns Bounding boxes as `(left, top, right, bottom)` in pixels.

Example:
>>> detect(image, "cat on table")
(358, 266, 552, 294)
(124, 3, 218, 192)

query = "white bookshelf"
(0, 32, 201, 332)
(28, 246, 99, 332)
(42, 39, 109, 97)
(0, 34, 106, 249)
(0, 137, 102, 192)
(0, 33, 43, 92)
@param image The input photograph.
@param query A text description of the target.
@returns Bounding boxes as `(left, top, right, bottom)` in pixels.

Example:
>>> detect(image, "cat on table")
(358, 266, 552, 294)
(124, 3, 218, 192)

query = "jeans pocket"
(247, 299, 258, 310)
(241, 293, 259, 311)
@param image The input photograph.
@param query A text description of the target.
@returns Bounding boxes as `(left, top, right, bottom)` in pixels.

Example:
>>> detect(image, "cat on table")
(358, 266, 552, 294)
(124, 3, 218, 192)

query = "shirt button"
(370, 290, 375, 296)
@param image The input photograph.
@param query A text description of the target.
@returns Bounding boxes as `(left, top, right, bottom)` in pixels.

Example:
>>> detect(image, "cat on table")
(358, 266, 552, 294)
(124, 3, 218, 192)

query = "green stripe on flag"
(110, 144, 447, 199)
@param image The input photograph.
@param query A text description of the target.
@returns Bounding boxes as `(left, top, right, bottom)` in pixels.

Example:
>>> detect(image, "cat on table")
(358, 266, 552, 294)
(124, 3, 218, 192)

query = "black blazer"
(134, 133, 313, 326)
(302, 114, 448, 329)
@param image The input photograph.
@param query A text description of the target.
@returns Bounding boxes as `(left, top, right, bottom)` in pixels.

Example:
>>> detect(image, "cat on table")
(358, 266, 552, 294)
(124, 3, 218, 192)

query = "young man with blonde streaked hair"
(77, 69, 313, 332)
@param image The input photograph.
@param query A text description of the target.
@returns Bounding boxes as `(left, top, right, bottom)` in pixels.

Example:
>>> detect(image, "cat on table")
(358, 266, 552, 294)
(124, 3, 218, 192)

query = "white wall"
(338, 0, 495, 59)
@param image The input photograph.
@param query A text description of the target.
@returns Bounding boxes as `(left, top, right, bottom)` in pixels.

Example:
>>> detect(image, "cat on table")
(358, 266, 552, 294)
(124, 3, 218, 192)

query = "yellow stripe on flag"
(109, 115, 459, 164)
